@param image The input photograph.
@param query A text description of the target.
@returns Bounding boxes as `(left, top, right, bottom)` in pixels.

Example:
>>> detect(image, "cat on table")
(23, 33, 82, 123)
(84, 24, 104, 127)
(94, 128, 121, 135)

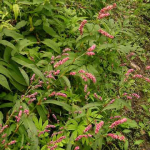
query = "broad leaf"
(0, 74, 11, 91)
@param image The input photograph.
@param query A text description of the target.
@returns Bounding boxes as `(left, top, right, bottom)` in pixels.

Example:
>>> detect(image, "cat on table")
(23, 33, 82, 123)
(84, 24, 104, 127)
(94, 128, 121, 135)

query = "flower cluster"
(108, 133, 125, 141)
(0, 125, 8, 134)
(95, 121, 104, 134)
(79, 20, 87, 35)
(75, 134, 92, 141)
(109, 118, 127, 128)
(54, 57, 69, 68)
(84, 124, 92, 133)
(98, 29, 114, 39)
(49, 92, 67, 98)
(15, 110, 22, 122)
(74, 146, 80, 150)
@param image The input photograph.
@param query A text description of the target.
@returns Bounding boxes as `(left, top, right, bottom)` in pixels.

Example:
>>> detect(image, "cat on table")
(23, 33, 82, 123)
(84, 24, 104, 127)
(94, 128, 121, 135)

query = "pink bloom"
(78, 70, 86, 73)
(70, 72, 76, 75)
(87, 91, 90, 96)
(46, 125, 56, 128)
(81, 74, 88, 82)
(144, 77, 150, 83)
(2, 133, 7, 138)
(109, 118, 127, 128)
(55, 55, 61, 59)
(125, 69, 134, 76)
(53, 70, 60, 75)
(54, 57, 69, 68)
(86, 52, 95, 56)
(84, 124, 92, 133)
(85, 73, 96, 83)
(100, 3, 117, 13)
(63, 48, 71, 53)
(87, 45, 96, 52)
(84, 84, 88, 92)
(88, 134, 92, 137)
(24, 109, 29, 115)
(52, 114, 57, 120)
(48, 145, 58, 150)
(8, 140, 16, 145)
(44, 98, 47, 101)
(132, 93, 140, 99)
(74, 146, 80, 150)
(2, 139, 5, 144)
(98, 13, 110, 19)
(75, 135, 88, 141)
(133, 74, 143, 78)
(126, 96, 132, 100)
(109, 99, 115, 104)
(98, 29, 114, 39)
(30, 74, 35, 81)
(56, 92, 67, 98)
(146, 66, 150, 70)
(123, 93, 128, 96)
(38, 131, 45, 137)
(49, 91, 56, 97)
(51, 56, 55, 60)
(94, 93, 98, 99)
(95, 121, 104, 134)
(108, 133, 125, 141)
(51, 131, 63, 137)
(79, 20, 87, 35)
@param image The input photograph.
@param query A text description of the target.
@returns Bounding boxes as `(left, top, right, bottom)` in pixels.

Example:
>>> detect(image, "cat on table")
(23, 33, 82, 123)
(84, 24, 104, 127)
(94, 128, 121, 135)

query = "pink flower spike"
(132, 93, 140, 99)
(84, 124, 92, 133)
(146, 66, 150, 70)
(94, 93, 98, 99)
(109, 118, 127, 128)
(98, 13, 110, 19)
(126, 96, 132, 100)
(74, 146, 80, 150)
(98, 29, 114, 39)
(8, 140, 16, 145)
(56, 92, 67, 98)
(95, 121, 104, 134)
(46, 125, 56, 128)
(75, 135, 88, 141)
(24, 109, 29, 115)
(100, 3, 117, 13)
(86, 52, 95, 56)
(88, 45, 96, 52)
(2, 133, 7, 138)
(63, 48, 71, 53)
(78, 69, 86, 73)
(107, 133, 125, 141)
(84, 84, 88, 93)
(70, 72, 76, 75)
(144, 77, 150, 83)
(30, 74, 35, 81)
(133, 74, 143, 78)
(79, 20, 87, 35)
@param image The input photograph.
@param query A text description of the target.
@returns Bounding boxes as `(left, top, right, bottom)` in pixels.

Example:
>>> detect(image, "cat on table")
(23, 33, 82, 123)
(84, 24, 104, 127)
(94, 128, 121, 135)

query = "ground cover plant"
(0, 0, 150, 149)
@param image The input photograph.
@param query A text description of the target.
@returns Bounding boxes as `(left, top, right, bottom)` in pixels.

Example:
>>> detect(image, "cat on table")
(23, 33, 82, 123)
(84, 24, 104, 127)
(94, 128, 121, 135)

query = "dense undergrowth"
(0, 0, 150, 150)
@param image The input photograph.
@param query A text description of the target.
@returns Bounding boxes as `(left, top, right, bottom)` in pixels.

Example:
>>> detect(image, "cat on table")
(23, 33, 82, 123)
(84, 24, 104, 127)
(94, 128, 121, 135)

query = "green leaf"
(12, 57, 45, 82)
(43, 25, 57, 37)
(42, 100, 71, 111)
(23, 117, 38, 150)
(3, 28, 23, 40)
(19, 67, 29, 86)
(13, 4, 19, 20)
(3, 47, 12, 62)
(0, 40, 16, 51)
(36, 105, 47, 122)
(134, 140, 144, 145)
(124, 140, 129, 150)
(80, 102, 102, 111)
(117, 99, 133, 112)
(0, 74, 11, 91)
(42, 39, 60, 53)
(0, 65, 12, 79)
(0, 111, 3, 124)
(0, 103, 13, 108)
(16, 20, 27, 29)
(16, 39, 36, 52)
(61, 76, 71, 89)
(102, 102, 120, 111)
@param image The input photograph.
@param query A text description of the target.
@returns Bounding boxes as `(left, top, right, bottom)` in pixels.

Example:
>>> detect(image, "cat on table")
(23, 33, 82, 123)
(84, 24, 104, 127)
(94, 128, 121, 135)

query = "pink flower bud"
(84, 124, 92, 133)
(95, 121, 104, 134)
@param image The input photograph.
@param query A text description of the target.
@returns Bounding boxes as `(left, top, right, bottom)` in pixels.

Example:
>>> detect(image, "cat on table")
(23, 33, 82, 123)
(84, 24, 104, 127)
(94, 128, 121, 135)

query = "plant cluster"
(0, 0, 150, 150)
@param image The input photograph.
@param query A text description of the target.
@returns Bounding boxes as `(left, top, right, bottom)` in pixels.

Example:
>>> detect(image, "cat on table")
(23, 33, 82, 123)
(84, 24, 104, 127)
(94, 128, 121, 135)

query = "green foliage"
(0, 0, 149, 150)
